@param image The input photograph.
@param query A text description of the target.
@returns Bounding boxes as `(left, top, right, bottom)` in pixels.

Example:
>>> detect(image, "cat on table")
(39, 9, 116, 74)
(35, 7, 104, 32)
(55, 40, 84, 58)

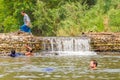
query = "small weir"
(40, 37, 96, 55)
(0, 32, 120, 56)
(0, 33, 96, 56)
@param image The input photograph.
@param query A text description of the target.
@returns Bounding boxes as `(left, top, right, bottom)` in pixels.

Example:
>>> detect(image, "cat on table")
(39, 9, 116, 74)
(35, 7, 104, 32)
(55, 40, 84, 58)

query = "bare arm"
(25, 44, 32, 50)
(26, 21, 30, 27)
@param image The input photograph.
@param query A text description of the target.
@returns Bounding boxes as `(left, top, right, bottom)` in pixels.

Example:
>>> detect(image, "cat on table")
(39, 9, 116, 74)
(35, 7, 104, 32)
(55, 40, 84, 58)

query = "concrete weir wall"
(86, 32, 120, 52)
(0, 32, 120, 55)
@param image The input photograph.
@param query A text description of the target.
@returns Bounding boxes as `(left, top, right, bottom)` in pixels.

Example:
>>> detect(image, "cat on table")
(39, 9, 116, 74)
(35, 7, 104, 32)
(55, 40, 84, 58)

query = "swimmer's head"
(11, 49, 16, 54)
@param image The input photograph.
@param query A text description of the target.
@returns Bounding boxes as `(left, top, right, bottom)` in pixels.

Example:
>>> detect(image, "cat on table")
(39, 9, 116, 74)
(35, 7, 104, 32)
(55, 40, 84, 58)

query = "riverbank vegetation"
(0, 0, 120, 36)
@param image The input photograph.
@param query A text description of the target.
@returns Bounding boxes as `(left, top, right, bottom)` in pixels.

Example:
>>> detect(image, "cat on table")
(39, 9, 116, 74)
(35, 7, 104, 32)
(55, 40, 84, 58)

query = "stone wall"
(0, 32, 42, 55)
(86, 32, 120, 52)
(0, 32, 120, 56)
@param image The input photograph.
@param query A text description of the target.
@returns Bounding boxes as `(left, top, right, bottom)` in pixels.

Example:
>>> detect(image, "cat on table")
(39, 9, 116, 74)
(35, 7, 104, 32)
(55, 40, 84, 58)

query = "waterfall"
(41, 37, 96, 55)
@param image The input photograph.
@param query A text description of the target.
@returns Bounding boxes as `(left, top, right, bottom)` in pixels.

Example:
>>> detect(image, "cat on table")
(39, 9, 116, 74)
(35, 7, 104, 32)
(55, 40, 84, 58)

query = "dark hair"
(11, 49, 16, 54)
(93, 60, 98, 67)
(21, 11, 25, 13)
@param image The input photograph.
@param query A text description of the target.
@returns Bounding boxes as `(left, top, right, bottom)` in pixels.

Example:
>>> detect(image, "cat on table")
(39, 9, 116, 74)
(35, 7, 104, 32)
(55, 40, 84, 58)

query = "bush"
(109, 9, 120, 32)
(3, 16, 19, 32)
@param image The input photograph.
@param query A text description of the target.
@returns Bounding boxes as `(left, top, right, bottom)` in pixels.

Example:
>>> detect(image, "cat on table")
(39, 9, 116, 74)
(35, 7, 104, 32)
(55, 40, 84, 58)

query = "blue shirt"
(9, 53, 23, 57)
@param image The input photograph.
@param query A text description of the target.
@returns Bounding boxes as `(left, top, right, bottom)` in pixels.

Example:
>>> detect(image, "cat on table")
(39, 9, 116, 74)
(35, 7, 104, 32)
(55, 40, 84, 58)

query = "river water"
(0, 37, 119, 80)
(0, 54, 120, 80)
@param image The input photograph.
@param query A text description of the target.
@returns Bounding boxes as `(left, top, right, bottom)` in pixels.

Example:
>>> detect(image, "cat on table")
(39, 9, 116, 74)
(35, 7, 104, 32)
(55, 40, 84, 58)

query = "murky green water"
(0, 54, 120, 80)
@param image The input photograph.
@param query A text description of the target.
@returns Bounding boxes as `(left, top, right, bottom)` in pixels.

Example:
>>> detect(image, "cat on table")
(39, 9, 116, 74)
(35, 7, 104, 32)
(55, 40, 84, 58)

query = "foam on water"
(14, 75, 39, 78)
(57, 51, 96, 56)
(41, 51, 97, 56)
(41, 37, 96, 56)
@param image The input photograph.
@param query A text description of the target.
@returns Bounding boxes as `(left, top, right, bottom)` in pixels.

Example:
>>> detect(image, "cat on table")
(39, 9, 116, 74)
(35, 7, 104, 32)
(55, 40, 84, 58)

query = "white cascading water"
(41, 37, 96, 56)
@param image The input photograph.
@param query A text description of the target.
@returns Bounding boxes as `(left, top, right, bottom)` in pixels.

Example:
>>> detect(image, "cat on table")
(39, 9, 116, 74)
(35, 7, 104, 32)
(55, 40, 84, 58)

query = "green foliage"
(33, 0, 120, 36)
(33, 0, 60, 36)
(3, 16, 19, 32)
(109, 9, 120, 32)
(0, 0, 35, 33)
(56, 1, 104, 36)
(0, 0, 120, 36)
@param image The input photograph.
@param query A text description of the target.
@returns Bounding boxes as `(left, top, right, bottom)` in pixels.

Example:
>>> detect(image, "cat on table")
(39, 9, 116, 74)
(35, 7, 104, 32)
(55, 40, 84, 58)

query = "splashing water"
(41, 37, 96, 56)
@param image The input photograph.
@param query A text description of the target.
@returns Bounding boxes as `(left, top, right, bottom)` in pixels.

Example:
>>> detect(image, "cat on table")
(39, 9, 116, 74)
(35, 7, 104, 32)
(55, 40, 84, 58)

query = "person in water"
(9, 49, 22, 57)
(89, 59, 98, 70)
(25, 44, 33, 56)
